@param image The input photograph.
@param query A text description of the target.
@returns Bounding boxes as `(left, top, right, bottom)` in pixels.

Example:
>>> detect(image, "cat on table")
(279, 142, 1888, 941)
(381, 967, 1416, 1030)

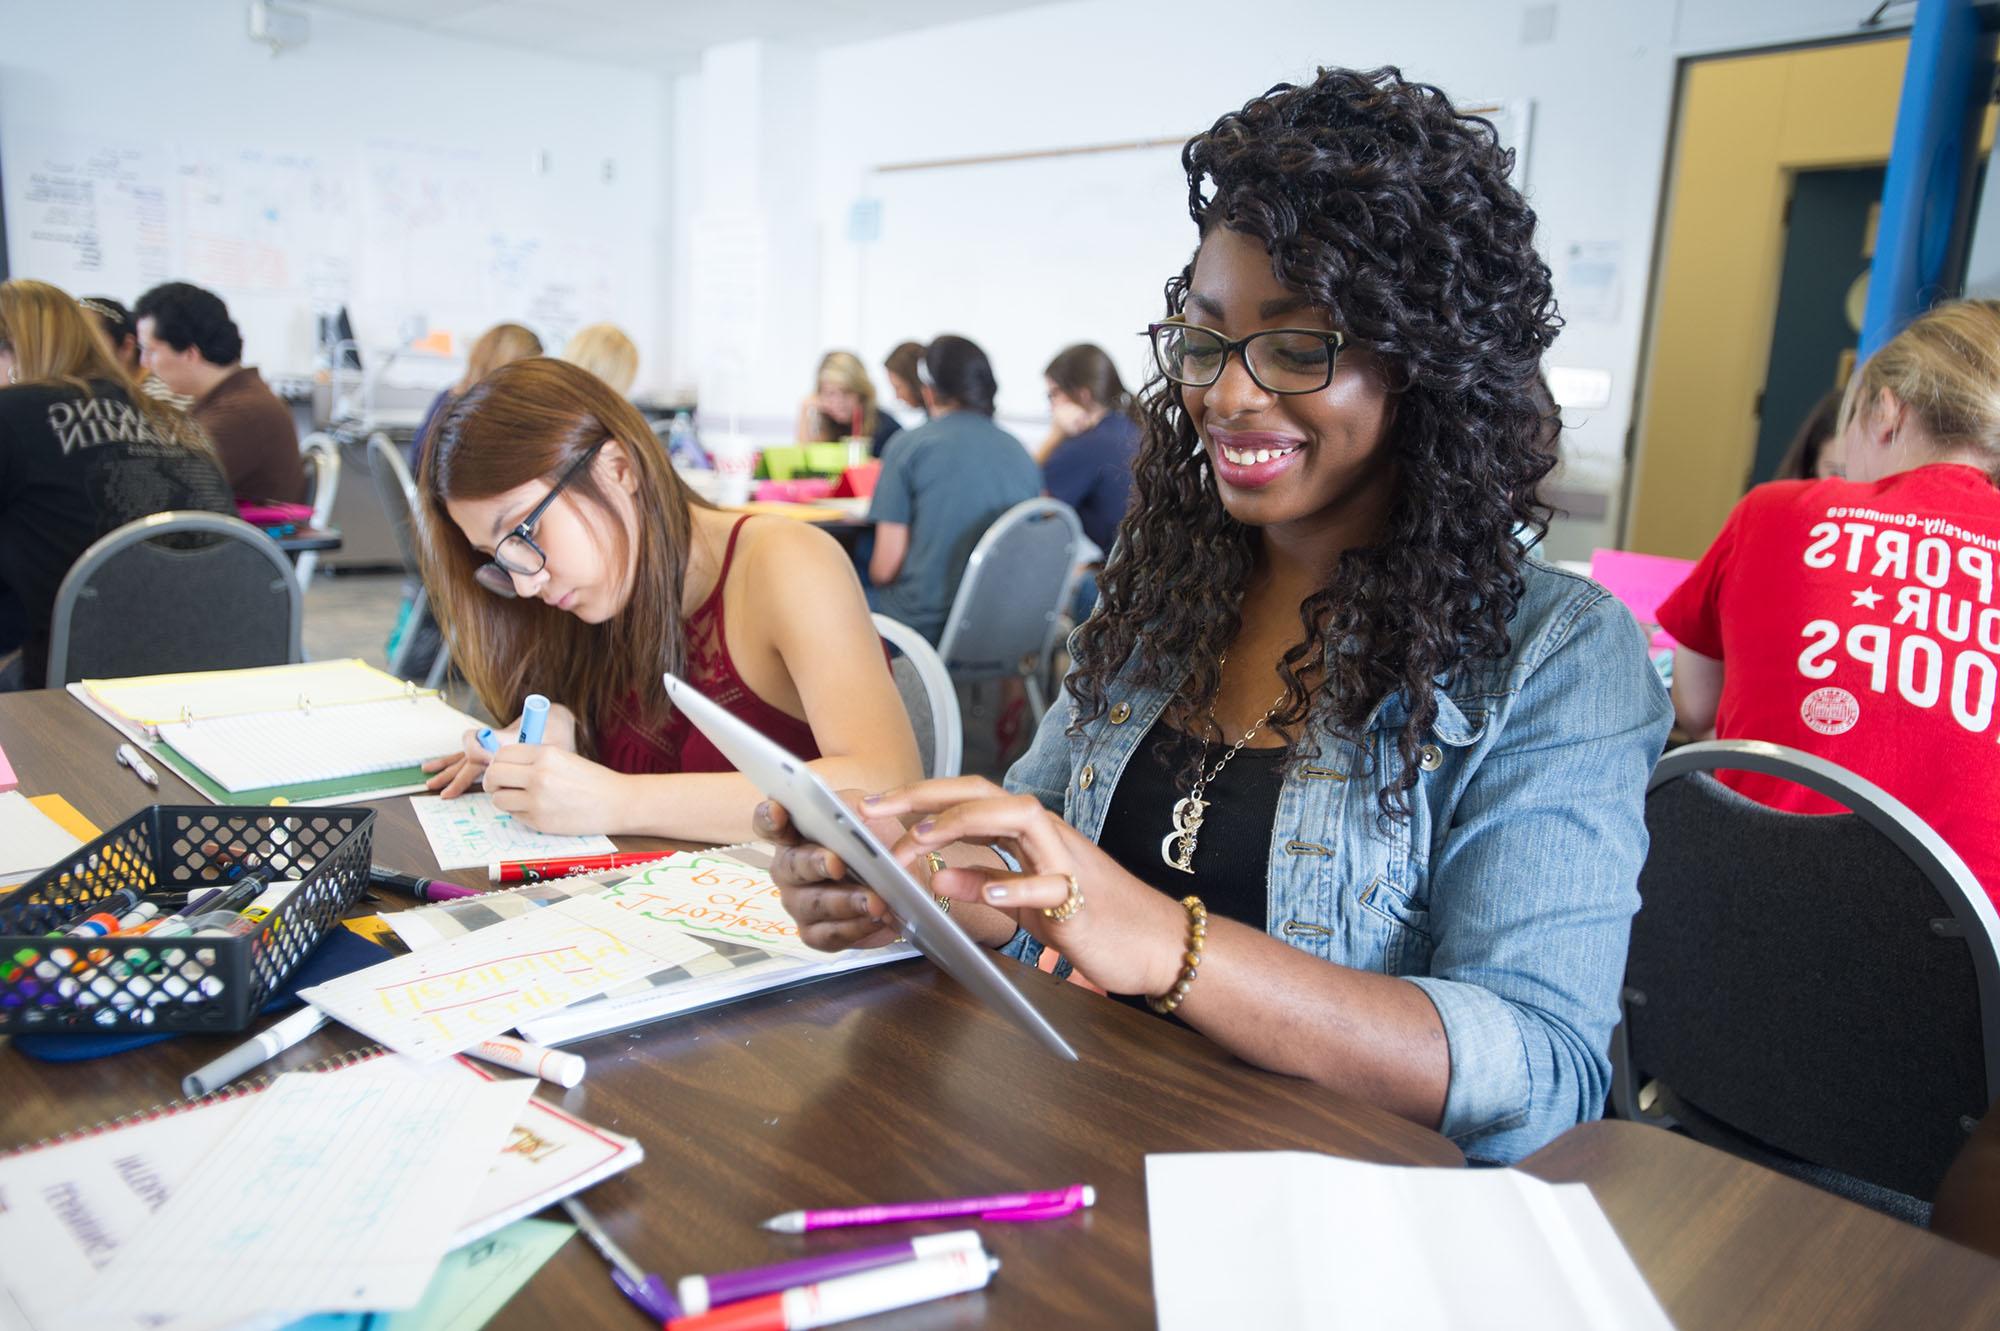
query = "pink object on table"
(0, 740, 15, 792)
(237, 501, 313, 525)
(1589, 547, 1697, 651)
(834, 461, 881, 498)
(753, 478, 837, 504)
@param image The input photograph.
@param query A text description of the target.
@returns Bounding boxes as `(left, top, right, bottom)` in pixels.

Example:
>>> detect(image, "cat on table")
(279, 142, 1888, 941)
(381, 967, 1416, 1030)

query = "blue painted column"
(1859, 0, 1995, 356)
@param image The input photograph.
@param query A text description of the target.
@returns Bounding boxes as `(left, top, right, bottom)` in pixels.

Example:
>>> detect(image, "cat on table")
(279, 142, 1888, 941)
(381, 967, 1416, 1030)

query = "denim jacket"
(1001, 558, 1673, 1163)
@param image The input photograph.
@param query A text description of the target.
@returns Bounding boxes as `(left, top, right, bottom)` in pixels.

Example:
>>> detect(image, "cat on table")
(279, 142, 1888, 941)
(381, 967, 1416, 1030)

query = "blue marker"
(517, 694, 550, 746)
(476, 727, 500, 753)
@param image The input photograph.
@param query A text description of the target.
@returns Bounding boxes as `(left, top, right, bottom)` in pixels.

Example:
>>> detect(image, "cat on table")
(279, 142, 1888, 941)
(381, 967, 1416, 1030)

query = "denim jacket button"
(1109, 702, 1131, 724)
(1079, 763, 1096, 790)
(1418, 743, 1444, 771)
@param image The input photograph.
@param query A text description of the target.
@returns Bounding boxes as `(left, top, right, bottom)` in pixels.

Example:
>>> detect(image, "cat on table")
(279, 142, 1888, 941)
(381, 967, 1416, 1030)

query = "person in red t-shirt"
(1658, 298, 2000, 904)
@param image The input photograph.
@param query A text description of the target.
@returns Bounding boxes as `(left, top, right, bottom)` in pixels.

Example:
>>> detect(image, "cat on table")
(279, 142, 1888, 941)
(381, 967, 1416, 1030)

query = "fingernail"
(818, 851, 836, 878)
(862, 793, 882, 804)
(915, 819, 935, 836)
(852, 892, 871, 915)
(986, 884, 1011, 903)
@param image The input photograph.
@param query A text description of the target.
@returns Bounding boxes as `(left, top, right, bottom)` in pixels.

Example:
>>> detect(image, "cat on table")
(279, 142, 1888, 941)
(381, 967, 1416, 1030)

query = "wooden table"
(0, 689, 1460, 1327)
(1521, 1120, 2000, 1328)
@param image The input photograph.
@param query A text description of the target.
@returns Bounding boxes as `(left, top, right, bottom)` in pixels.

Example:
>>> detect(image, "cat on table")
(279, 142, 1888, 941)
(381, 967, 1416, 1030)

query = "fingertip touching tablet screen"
(661, 671, 1078, 1061)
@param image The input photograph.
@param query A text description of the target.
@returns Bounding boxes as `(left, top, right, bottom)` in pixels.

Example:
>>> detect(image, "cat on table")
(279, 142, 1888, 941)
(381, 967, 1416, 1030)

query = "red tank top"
(595, 516, 821, 774)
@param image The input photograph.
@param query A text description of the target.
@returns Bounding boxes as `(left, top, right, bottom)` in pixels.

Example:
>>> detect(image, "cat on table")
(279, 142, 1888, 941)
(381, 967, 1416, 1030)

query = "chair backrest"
(935, 498, 1084, 683)
(294, 433, 343, 590)
(367, 431, 423, 576)
(874, 613, 962, 780)
(1615, 738, 2000, 1201)
(46, 511, 303, 688)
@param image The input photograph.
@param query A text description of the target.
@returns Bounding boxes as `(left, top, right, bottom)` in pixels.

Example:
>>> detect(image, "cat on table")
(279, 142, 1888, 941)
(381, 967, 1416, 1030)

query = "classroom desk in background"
(0, 688, 1459, 1327)
(727, 499, 874, 551)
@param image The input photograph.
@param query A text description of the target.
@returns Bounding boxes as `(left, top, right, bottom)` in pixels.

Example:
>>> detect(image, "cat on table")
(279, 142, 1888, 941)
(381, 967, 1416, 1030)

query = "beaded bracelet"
(1148, 895, 1208, 1015)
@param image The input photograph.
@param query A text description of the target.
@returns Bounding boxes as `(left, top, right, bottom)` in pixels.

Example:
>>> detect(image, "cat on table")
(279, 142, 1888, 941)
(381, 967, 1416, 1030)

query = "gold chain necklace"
(1160, 659, 1286, 874)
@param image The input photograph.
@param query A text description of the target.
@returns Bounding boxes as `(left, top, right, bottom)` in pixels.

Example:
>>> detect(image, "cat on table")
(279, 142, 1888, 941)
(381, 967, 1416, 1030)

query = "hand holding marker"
(477, 692, 550, 755)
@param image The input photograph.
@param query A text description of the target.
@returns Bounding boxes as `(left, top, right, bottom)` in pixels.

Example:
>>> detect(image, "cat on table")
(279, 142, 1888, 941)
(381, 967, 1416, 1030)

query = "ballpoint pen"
(563, 1196, 682, 1323)
(115, 742, 160, 788)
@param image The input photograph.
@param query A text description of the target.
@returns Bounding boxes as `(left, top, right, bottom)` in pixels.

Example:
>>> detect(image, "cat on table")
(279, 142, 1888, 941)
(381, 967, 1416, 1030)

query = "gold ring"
(1042, 873, 1084, 923)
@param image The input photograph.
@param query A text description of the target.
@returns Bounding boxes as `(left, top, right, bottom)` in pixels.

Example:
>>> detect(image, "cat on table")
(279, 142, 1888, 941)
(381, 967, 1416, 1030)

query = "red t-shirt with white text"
(1656, 464, 2000, 904)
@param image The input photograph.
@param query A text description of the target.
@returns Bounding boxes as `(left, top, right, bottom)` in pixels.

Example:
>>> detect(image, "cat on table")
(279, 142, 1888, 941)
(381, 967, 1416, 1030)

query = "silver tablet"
(662, 671, 1078, 1061)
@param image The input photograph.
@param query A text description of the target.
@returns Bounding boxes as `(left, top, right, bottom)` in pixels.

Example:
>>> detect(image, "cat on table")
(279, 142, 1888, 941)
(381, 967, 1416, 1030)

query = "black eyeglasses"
(473, 439, 608, 597)
(1146, 321, 1346, 395)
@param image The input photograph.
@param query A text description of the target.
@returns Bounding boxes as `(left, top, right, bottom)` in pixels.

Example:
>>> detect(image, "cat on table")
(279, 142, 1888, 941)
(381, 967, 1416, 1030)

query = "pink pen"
(758, 1183, 1094, 1233)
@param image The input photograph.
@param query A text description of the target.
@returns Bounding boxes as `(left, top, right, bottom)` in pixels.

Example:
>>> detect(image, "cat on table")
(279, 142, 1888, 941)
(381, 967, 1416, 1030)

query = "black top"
(1042, 412, 1140, 552)
(0, 379, 233, 688)
(870, 409, 901, 456)
(1096, 713, 1287, 935)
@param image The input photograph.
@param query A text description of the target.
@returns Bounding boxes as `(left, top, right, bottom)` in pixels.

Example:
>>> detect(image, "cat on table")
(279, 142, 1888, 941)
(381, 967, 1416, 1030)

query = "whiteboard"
(846, 102, 1531, 425)
(3, 130, 643, 377)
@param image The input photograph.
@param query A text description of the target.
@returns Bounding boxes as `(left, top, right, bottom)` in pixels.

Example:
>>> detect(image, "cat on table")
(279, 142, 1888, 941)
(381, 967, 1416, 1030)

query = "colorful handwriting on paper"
(600, 856, 823, 959)
(301, 895, 712, 1060)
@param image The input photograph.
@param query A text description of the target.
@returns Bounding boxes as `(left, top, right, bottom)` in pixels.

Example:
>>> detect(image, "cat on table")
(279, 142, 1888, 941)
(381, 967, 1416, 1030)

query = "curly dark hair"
(1068, 66, 1561, 818)
(134, 282, 243, 365)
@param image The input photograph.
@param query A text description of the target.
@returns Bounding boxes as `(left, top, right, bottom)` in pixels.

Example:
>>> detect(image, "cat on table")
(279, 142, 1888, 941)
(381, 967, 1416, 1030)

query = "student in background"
(865, 335, 1040, 643)
(416, 358, 920, 843)
(1038, 343, 1140, 551)
(795, 350, 900, 455)
(1774, 387, 1844, 481)
(768, 68, 1670, 1165)
(0, 280, 233, 690)
(560, 323, 639, 397)
(1661, 299, 2000, 904)
(415, 322, 542, 466)
(134, 282, 302, 503)
(883, 341, 928, 424)
(81, 295, 192, 410)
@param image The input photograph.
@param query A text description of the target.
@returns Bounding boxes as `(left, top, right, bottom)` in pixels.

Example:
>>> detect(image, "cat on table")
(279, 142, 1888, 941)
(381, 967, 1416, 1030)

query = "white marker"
(465, 1034, 586, 1088)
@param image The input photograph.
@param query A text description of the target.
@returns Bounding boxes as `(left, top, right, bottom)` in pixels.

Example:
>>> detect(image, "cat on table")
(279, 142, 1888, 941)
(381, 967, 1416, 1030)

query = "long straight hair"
(0, 279, 212, 452)
(417, 357, 709, 749)
(453, 321, 542, 394)
(809, 350, 879, 440)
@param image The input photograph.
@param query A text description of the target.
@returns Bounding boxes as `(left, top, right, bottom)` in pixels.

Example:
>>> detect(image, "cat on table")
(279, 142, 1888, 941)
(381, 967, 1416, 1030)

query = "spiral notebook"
(69, 659, 483, 806)
(0, 1049, 641, 1331)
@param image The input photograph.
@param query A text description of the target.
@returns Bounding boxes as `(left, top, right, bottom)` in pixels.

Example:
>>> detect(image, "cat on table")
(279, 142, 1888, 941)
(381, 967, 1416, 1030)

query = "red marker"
(488, 851, 671, 883)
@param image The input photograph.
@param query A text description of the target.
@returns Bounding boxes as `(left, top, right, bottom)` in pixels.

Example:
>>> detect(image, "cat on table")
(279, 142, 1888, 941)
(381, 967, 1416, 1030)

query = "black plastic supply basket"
(0, 805, 374, 1035)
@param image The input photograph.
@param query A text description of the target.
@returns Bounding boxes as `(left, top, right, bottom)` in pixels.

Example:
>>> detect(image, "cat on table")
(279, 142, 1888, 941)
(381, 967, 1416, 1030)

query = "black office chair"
(1612, 739, 2000, 1220)
(46, 512, 302, 687)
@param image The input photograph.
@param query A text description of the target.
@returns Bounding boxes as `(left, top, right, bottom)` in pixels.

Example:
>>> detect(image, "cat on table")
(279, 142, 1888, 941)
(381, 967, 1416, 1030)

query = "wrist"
(1144, 890, 1194, 996)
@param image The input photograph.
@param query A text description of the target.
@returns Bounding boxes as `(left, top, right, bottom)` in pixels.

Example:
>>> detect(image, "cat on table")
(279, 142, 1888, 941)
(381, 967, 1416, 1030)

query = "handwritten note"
(408, 792, 617, 871)
(602, 849, 824, 960)
(301, 893, 713, 1059)
(284, 1217, 574, 1331)
(87, 1060, 535, 1322)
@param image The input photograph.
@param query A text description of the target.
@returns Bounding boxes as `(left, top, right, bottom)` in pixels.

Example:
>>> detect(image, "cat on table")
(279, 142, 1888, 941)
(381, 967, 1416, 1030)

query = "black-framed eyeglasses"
(473, 438, 608, 597)
(1146, 321, 1346, 395)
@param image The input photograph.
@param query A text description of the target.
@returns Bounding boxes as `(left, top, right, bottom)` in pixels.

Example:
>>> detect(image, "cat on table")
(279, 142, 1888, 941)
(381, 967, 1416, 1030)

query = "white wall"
(0, 0, 673, 393)
(662, 0, 1911, 508)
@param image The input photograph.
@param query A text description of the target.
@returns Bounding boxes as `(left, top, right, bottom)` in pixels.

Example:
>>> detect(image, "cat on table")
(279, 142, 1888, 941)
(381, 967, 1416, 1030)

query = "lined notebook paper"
(83, 659, 427, 728)
(86, 1060, 534, 1321)
(157, 697, 477, 792)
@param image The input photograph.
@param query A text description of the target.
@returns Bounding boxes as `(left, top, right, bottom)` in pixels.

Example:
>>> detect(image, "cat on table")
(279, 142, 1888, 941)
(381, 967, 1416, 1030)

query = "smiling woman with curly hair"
(764, 66, 1672, 1163)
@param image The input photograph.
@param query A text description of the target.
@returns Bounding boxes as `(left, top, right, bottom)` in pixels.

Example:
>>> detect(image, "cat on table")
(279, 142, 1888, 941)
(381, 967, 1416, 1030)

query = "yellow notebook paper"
(81, 659, 427, 729)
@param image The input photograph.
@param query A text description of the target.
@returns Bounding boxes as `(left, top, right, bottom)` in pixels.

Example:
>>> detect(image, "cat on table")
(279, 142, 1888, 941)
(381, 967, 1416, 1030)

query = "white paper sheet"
(0, 792, 84, 886)
(157, 697, 478, 792)
(1145, 1152, 1675, 1331)
(85, 1060, 534, 1321)
(0, 1056, 642, 1331)
(599, 847, 826, 960)
(301, 892, 712, 1059)
(407, 793, 617, 871)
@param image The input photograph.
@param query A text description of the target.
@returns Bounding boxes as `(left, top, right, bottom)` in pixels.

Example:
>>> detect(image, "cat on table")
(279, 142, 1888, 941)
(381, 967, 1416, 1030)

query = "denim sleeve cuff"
(1405, 975, 1533, 1141)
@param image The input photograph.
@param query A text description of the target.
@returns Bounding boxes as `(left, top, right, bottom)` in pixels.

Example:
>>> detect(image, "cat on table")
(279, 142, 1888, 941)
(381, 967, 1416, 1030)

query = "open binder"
(69, 659, 483, 806)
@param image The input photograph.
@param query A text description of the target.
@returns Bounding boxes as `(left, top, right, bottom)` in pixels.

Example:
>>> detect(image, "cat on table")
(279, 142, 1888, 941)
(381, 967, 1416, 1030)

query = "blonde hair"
(454, 322, 542, 394)
(1840, 299, 2000, 481)
(0, 279, 210, 451)
(810, 349, 879, 440)
(560, 323, 639, 396)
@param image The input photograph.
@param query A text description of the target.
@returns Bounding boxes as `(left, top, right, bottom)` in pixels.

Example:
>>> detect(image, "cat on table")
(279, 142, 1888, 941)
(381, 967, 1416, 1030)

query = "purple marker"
(758, 1183, 1095, 1233)
(677, 1230, 985, 1315)
(368, 868, 482, 902)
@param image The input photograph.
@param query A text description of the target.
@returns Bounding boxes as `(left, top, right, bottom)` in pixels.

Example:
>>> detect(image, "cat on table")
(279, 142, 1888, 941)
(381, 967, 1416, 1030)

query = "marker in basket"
(676, 1230, 985, 1316)
(759, 1183, 1094, 1233)
(368, 867, 482, 902)
(182, 1004, 330, 1098)
(664, 1249, 1000, 1331)
(193, 880, 303, 937)
(489, 851, 666, 884)
(465, 1034, 587, 1087)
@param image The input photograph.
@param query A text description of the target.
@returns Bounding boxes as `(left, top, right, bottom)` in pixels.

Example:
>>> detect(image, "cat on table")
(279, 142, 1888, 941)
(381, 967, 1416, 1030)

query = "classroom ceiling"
(311, 0, 1074, 71)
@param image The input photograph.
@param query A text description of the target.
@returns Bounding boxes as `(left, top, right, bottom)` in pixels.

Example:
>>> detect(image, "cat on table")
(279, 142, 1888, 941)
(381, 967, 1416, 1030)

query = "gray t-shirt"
(867, 410, 1041, 642)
